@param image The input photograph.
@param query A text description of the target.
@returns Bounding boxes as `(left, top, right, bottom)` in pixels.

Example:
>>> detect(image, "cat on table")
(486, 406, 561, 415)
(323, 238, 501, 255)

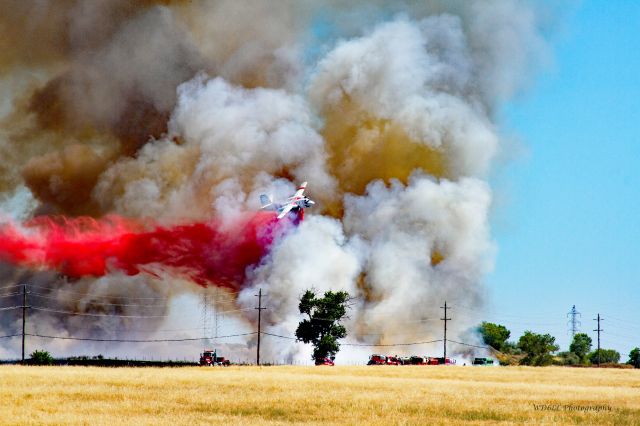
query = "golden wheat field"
(0, 365, 639, 425)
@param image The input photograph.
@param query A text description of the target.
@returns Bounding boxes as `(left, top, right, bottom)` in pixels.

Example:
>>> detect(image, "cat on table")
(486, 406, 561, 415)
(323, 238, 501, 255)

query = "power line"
(7, 282, 634, 360)
(605, 316, 639, 327)
(91, 326, 208, 334)
(0, 333, 21, 339)
(24, 287, 240, 307)
(28, 289, 239, 306)
(483, 320, 560, 327)
(0, 284, 22, 291)
(260, 332, 444, 347)
(357, 329, 442, 337)
(25, 332, 257, 343)
(601, 322, 639, 334)
(605, 331, 639, 343)
(26, 283, 245, 300)
(454, 304, 558, 320)
(448, 340, 493, 350)
(260, 332, 296, 340)
(0, 292, 22, 299)
(29, 306, 170, 318)
(24, 284, 175, 300)
(0, 306, 23, 312)
(28, 305, 254, 318)
(342, 339, 443, 347)
(27, 292, 169, 308)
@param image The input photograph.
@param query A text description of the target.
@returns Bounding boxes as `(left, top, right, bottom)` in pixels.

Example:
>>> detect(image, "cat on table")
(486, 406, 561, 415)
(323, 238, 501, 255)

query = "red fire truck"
(435, 357, 456, 365)
(199, 349, 230, 366)
(315, 356, 335, 366)
(367, 354, 387, 365)
(386, 356, 401, 365)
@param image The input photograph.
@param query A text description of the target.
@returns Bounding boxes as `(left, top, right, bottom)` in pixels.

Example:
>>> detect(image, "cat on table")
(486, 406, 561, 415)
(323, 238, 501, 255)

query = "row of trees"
(478, 322, 640, 367)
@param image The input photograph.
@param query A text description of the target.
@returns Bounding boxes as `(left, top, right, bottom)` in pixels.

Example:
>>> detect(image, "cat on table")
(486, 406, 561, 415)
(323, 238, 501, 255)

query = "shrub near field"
(1, 366, 639, 425)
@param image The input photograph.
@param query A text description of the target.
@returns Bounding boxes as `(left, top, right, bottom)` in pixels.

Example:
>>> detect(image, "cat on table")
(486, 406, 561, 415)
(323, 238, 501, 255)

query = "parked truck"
(434, 357, 456, 365)
(367, 354, 387, 365)
(386, 356, 401, 365)
(199, 349, 230, 366)
(472, 357, 494, 366)
(315, 356, 335, 366)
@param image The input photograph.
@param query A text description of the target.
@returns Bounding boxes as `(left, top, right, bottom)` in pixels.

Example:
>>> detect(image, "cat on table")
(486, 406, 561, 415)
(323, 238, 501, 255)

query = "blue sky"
(489, 1, 639, 359)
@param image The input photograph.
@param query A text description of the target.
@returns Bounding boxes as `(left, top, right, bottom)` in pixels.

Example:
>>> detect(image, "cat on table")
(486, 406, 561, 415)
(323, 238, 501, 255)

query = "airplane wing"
(277, 203, 295, 219)
(293, 182, 307, 198)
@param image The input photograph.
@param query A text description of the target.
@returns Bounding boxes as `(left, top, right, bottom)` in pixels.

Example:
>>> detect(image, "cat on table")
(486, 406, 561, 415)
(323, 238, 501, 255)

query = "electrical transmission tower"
(567, 305, 581, 338)
(200, 289, 211, 348)
(593, 314, 603, 367)
(440, 301, 451, 359)
(213, 287, 220, 339)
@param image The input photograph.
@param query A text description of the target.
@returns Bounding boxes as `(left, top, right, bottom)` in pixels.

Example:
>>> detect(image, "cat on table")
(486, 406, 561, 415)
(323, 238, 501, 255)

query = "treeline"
(478, 322, 640, 368)
(3, 350, 198, 367)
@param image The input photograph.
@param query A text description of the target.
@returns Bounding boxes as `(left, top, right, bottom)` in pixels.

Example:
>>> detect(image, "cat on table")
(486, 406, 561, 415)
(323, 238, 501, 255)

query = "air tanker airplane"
(260, 182, 315, 219)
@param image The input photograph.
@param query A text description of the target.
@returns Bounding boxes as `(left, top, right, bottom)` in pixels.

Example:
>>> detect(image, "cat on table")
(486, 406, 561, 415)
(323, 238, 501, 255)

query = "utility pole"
(567, 305, 581, 338)
(21, 283, 29, 364)
(255, 288, 266, 365)
(440, 301, 451, 360)
(593, 314, 603, 367)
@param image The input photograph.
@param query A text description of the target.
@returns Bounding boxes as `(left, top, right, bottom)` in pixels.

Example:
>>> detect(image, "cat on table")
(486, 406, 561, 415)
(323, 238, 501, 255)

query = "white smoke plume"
(0, 1, 553, 362)
(94, 74, 336, 221)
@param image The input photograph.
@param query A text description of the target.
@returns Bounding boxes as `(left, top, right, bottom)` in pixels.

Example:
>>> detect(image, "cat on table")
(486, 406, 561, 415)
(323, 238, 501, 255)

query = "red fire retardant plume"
(0, 211, 290, 290)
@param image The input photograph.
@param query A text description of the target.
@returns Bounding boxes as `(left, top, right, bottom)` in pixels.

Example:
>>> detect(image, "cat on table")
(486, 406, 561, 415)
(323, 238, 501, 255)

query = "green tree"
(29, 349, 53, 365)
(517, 331, 559, 366)
(627, 347, 640, 368)
(478, 322, 511, 351)
(556, 351, 580, 366)
(500, 341, 521, 355)
(295, 289, 350, 360)
(588, 348, 620, 365)
(569, 333, 592, 363)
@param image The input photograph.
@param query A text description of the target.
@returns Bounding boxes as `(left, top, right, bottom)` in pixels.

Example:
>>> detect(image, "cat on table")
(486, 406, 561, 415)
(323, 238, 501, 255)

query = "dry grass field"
(1, 365, 639, 425)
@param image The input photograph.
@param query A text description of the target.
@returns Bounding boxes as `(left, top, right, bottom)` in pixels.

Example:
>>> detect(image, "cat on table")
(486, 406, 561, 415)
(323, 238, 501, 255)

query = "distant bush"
(68, 355, 104, 361)
(29, 350, 53, 365)
(588, 349, 620, 365)
(600, 363, 633, 369)
(496, 352, 523, 366)
(555, 352, 580, 366)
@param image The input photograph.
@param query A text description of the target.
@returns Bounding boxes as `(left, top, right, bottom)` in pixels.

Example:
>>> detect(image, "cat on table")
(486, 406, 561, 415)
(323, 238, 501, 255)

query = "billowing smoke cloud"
(0, 1, 552, 361)
(93, 74, 336, 221)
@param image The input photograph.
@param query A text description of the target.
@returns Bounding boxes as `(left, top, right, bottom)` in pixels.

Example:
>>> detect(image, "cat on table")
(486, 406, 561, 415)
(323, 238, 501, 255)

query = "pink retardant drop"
(0, 211, 293, 290)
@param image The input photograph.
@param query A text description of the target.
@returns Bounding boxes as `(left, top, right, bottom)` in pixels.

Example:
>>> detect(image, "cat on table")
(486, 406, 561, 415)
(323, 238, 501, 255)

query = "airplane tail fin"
(260, 194, 274, 210)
